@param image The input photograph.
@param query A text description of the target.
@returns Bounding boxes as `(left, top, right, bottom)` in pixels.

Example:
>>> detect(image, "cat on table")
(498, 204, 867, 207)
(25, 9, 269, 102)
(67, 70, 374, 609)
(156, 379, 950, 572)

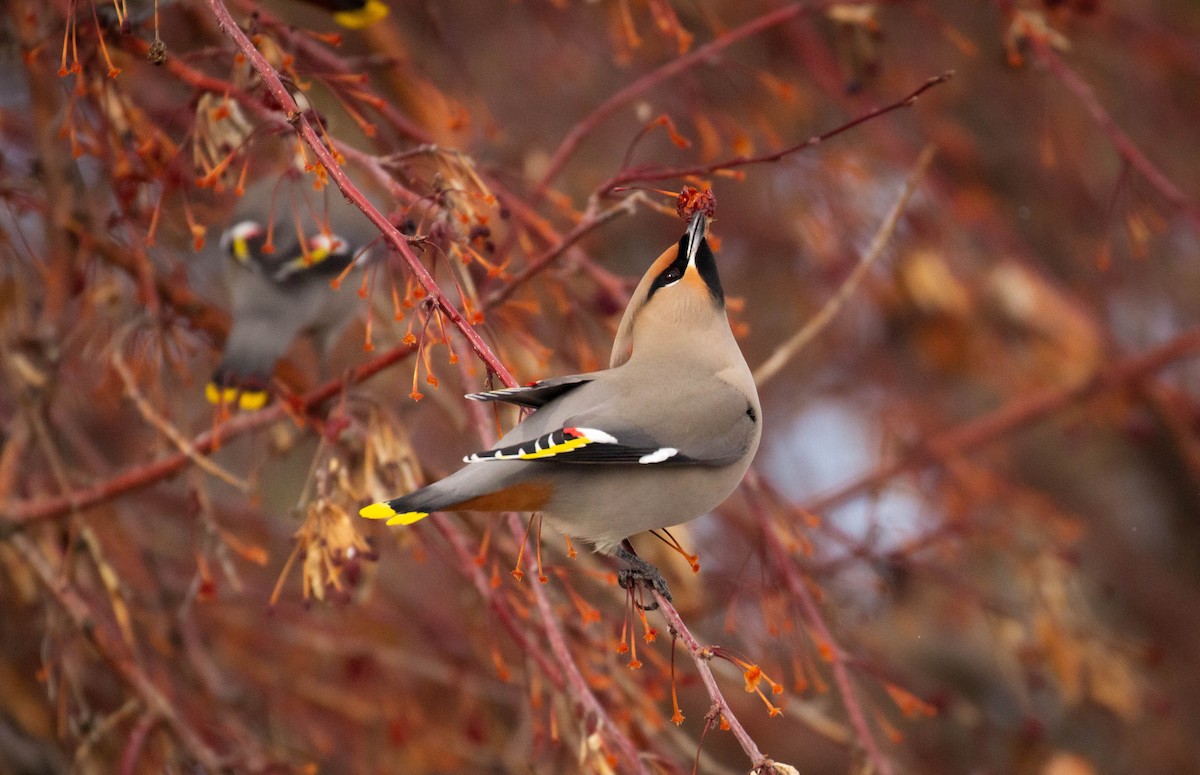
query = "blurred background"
(2, 0, 1200, 772)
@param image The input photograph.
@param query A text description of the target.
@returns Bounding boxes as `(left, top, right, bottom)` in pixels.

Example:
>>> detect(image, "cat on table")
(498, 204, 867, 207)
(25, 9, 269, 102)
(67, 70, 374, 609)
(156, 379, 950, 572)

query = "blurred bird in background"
(207, 184, 379, 411)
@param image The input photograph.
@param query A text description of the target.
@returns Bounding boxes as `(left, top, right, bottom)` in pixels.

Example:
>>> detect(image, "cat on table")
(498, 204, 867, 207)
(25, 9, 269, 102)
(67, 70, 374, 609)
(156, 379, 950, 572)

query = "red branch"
(805, 326, 1200, 515)
(748, 473, 892, 774)
(2, 342, 416, 528)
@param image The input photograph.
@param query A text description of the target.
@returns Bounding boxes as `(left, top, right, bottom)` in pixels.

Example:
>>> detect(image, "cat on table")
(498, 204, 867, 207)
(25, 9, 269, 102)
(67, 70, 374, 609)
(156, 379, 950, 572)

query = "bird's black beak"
(683, 212, 723, 306)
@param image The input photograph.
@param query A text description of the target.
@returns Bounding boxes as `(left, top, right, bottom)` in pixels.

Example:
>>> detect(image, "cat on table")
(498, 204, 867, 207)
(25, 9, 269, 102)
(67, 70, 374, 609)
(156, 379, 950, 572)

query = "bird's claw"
(615, 541, 673, 610)
(617, 566, 672, 610)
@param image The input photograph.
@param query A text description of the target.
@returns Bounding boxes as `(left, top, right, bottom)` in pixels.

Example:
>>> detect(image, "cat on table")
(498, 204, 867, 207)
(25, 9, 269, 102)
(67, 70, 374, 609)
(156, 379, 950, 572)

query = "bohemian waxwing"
(361, 211, 760, 601)
(206, 217, 371, 411)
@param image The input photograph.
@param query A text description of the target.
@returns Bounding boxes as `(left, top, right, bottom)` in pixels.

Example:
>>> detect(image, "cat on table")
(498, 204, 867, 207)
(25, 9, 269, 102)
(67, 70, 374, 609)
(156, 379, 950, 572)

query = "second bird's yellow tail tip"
(333, 0, 389, 29)
(205, 383, 270, 412)
(359, 502, 429, 526)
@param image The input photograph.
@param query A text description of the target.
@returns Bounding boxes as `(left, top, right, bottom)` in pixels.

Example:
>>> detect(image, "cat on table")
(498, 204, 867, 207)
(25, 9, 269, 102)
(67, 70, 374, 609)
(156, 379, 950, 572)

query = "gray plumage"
(363, 212, 760, 583)
(208, 190, 376, 408)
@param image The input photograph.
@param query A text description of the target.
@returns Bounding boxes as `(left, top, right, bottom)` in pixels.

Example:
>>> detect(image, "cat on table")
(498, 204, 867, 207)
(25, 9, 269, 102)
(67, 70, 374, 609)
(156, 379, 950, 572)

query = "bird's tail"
(360, 463, 546, 526)
(360, 482, 454, 526)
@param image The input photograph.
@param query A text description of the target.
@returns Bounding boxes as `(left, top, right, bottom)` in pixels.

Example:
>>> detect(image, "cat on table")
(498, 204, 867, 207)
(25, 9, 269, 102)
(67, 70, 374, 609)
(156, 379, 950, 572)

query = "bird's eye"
(648, 262, 687, 297)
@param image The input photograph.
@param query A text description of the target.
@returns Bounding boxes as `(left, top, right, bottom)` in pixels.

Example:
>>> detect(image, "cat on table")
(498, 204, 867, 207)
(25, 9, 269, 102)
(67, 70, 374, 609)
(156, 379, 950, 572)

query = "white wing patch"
(576, 427, 617, 444)
(638, 447, 679, 464)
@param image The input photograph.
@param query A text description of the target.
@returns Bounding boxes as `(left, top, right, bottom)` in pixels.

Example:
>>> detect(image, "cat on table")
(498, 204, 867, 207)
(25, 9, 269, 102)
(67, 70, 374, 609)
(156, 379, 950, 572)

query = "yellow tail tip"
(333, 0, 388, 29)
(205, 383, 238, 406)
(359, 503, 429, 525)
(206, 383, 269, 411)
(387, 511, 429, 526)
(360, 502, 397, 520)
(238, 390, 269, 411)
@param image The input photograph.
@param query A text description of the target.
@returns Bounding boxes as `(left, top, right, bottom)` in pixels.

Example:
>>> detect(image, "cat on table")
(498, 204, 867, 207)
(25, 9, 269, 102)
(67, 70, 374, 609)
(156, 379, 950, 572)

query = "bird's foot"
(616, 541, 672, 611)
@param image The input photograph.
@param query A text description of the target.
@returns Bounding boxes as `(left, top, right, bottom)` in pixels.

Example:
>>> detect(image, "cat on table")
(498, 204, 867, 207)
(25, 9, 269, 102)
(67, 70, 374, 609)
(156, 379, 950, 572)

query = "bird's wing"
(465, 374, 594, 409)
(268, 234, 360, 283)
(465, 377, 757, 466)
(464, 425, 688, 465)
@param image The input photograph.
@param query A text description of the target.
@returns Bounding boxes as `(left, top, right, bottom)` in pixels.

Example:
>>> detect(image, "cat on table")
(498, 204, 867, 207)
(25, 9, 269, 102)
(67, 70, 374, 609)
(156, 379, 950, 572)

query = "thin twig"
(74, 698, 142, 767)
(652, 590, 778, 773)
(600, 72, 953, 193)
(110, 325, 250, 492)
(486, 195, 642, 308)
(534, 3, 813, 197)
(1032, 38, 1200, 229)
(754, 145, 937, 387)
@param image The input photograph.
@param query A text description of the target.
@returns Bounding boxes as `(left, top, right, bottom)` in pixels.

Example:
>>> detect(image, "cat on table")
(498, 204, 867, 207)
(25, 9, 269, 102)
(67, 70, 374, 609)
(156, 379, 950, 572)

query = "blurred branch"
(245, 2, 434, 145)
(754, 144, 936, 387)
(4, 464, 229, 772)
(601, 71, 952, 193)
(431, 514, 566, 687)
(805, 326, 1200, 515)
(74, 698, 141, 768)
(18, 5, 73, 333)
(2, 341, 416, 529)
(1032, 39, 1200, 230)
(110, 325, 251, 492)
(534, 2, 813, 198)
(748, 472, 893, 775)
(69, 218, 229, 340)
